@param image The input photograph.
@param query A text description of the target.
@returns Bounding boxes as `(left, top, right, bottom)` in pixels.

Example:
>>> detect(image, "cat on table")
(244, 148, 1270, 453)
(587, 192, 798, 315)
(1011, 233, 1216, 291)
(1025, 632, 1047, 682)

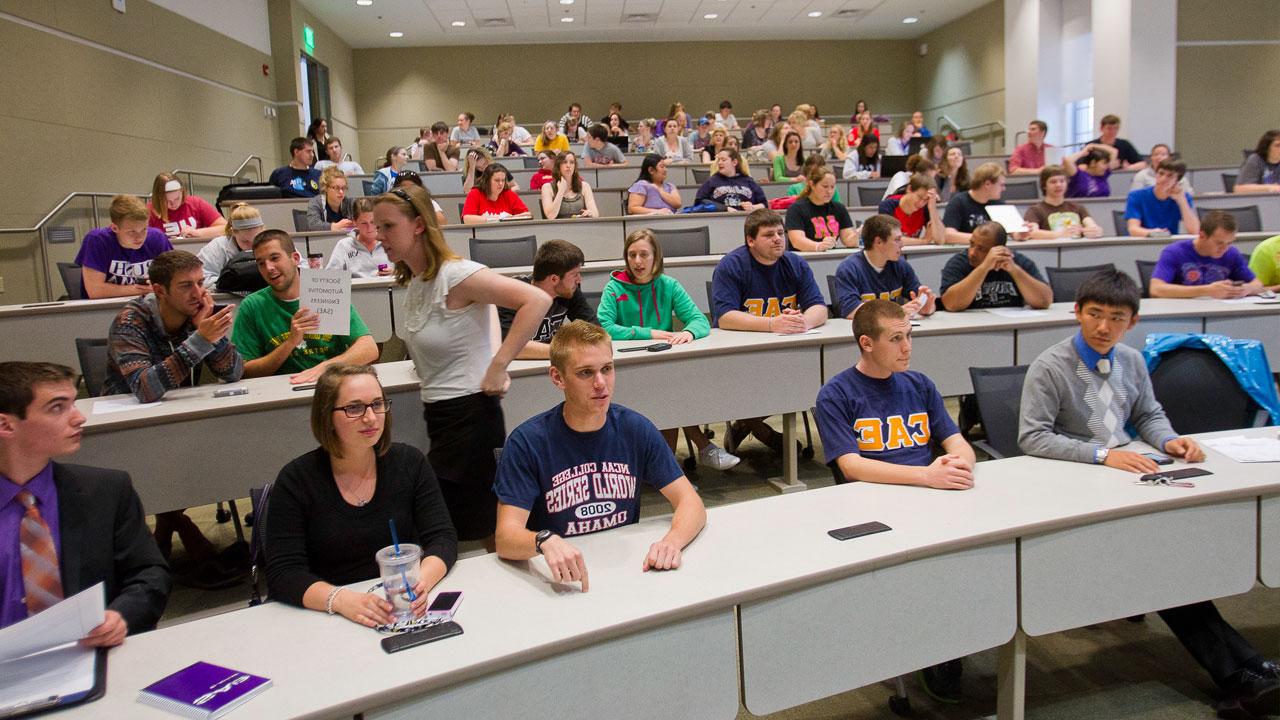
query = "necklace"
(335, 471, 374, 507)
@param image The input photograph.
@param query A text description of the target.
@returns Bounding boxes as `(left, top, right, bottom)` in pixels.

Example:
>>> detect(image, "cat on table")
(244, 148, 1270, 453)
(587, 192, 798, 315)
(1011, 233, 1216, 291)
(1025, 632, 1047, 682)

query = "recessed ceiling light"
(560, 16, 574, 22)
(559, 0, 574, 4)
(808, 10, 822, 17)
(388, 31, 404, 37)
(451, 20, 466, 27)
(704, 13, 718, 19)
(902, 16, 919, 23)
(356, 0, 372, 6)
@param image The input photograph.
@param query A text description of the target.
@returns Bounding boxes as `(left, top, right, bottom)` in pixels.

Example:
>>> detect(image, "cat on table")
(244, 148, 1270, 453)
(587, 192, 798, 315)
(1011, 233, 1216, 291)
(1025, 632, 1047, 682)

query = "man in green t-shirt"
(231, 229, 378, 384)
(1248, 234, 1280, 292)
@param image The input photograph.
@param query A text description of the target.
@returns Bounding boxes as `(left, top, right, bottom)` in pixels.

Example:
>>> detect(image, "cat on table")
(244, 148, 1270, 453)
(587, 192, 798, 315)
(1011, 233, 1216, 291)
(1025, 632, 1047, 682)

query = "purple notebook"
(137, 662, 271, 719)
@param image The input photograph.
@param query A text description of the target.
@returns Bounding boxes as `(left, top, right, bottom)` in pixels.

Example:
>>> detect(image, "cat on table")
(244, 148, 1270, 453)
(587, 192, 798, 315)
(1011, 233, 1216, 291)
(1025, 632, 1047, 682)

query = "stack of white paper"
(1203, 435, 1280, 463)
(0, 584, 105, 713)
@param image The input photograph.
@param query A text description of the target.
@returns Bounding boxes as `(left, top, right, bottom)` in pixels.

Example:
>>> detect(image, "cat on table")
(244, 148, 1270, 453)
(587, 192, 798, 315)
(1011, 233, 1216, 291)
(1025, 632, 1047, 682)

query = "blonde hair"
(319, 165, 347, 193)
(372, 184, 458, 284)
(549, 320, 611, 372)
(150, 173, 184, 223)
(223, 203, 262, 238)
(971, 161, 1005, 188)
(310, 364, 392, 459)
(827, 125, 848, 151)
(109, 195, 149, 225)
(623, 228, 664, 279)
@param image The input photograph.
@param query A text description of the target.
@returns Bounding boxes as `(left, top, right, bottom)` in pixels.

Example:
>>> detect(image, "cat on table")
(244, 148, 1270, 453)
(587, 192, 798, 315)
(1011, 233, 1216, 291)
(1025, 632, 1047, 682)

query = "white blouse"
(403, 259, 499, 403)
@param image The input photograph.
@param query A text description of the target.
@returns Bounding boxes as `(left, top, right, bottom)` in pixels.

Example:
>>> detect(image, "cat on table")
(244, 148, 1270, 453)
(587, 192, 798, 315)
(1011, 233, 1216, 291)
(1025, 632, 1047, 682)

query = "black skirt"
(423, 392, 505, 541)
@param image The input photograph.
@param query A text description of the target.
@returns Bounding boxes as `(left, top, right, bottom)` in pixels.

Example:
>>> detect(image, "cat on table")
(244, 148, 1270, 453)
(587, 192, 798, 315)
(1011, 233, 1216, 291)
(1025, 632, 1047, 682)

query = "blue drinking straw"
(388, 519, 417, 602)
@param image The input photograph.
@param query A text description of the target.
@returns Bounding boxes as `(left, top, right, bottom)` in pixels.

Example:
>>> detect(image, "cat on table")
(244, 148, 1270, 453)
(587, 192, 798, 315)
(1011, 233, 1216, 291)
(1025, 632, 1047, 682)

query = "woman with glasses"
(373, 184, 549, 547)
(266, 363, 458, 627)
(301, 166, 356, 232)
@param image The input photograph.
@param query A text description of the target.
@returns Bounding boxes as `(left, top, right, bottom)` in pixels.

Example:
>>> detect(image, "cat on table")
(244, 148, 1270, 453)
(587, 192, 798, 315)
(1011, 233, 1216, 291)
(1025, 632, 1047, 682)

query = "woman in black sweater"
(266, 364, 457, 627)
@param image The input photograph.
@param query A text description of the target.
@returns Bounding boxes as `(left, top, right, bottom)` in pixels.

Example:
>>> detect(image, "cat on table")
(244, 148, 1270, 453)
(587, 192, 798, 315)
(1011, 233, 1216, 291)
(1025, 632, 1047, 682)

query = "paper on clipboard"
(299, 269, 352, 336)
(985, 204, 1029, 233)
(0, 584, 105, 714)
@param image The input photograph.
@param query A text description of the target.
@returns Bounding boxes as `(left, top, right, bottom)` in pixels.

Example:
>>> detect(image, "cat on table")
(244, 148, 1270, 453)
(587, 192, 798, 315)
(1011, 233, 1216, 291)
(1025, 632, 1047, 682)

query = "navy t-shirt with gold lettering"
(815, 366, 959, 468)
(494, 403, 681, 537)
(711, 245, 825, 326)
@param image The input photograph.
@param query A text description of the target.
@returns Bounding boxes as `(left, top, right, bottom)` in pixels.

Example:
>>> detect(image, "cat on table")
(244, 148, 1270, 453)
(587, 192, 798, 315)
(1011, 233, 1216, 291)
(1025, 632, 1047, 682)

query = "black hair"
(1075, 269, 1140, 315)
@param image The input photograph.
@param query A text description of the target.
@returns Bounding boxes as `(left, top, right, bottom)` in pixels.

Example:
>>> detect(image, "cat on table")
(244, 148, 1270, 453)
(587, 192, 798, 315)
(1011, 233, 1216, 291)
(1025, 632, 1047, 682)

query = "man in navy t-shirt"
(711, 208, 828, 453)
(939, 223, 1053, 311)
(268, 137, 322, 198)
(816, 300, 974, 487)
(831, 215, 936, 319)
(493, 321, 706, 591)
(1149, 210, 1262, 299)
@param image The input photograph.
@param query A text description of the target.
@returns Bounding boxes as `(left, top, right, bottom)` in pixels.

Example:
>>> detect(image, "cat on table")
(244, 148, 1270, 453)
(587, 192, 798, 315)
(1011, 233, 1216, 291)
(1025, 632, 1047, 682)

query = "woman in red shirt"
(461, 164, 532, 224)
(528, 150, 556, 191)
(147, 172, 225, 240)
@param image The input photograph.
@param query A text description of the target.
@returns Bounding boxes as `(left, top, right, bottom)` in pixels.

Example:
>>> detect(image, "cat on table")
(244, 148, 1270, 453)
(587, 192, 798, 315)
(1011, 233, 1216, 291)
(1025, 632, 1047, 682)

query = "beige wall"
(277, 0, 360, 163)
(1174, 0, 1280, 167)
(351, 40, 919, 170)
(0, 0, 281, 303)
(915, 1, 1005, 155)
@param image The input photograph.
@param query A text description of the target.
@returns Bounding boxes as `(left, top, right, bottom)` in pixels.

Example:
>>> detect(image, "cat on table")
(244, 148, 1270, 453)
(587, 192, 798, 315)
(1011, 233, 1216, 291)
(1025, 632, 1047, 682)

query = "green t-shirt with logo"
(231, 287, 371, 375)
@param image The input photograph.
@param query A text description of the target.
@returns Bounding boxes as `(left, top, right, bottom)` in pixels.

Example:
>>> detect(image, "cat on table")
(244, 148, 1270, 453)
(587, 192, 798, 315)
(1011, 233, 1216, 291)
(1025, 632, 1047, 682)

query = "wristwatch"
(534, 529, 556, 555)
(1094, 446, 1110, 465)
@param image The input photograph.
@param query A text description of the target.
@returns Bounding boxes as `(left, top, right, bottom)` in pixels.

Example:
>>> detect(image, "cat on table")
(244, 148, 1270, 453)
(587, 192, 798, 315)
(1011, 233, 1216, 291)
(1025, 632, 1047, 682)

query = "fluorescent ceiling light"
(451, 20, 466, 27)
(560, 16, 574, 22)
(389, 31, 404, 37)
(808, 11, 822, 17)
(704, 13, 718, 19)
(902, 16, 919, 24)
(356, 0, 372, 6)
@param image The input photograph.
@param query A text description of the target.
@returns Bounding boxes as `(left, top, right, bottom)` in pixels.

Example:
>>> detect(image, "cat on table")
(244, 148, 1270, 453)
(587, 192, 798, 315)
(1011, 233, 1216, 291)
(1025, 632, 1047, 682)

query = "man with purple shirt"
(1149, 210, 1263, 299)
(0, 362, 169, 641)
(74, 194, 174, 299)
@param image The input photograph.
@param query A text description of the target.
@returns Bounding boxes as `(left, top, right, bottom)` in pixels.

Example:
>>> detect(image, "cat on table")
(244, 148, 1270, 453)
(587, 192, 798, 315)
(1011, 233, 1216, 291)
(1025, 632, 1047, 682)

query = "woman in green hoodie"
(598, 229, 740, 471)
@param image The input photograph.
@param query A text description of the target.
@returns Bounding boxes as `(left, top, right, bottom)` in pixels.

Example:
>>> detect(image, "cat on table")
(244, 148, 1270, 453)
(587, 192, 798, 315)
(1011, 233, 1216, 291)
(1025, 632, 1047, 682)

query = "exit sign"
(303, 25, 315, 53)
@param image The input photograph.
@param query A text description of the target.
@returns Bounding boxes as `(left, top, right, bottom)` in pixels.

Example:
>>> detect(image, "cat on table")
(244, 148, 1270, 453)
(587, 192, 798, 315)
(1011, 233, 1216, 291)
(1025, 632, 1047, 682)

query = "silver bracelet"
(325, 586, 343, 615)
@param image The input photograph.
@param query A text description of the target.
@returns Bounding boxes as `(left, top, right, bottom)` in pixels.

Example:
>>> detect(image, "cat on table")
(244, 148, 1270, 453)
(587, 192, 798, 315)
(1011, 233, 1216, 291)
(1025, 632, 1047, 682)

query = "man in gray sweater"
(1018, 269, 1277, 717)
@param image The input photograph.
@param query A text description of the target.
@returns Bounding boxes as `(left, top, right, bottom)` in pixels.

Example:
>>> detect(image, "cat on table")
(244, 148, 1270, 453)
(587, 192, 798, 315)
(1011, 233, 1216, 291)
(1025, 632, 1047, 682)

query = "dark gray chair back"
(1002, 181, 1039, 201)
(74, 338, 110, 397)
(362, 180, 376, 196)
(1196, 205, 1261, 233)
(57, 262, 84, 301)
(1111, 210, 1129, 237)
(291, 208, 309, 232)
(1135, 260, 1158, 299)
(248, 482, 274, 606)
(1046, 263, 1117, 303)
(468, 235, 537, 268)
(826, 275, 843, 318)
(857, 184, 888, 206)
(1151, 348, 1258, 434)
(653, 226, 710, 257)
(967, 365, 1029, 459)
(691, 168, 710, 184)
(1222, 173, 1237, 193)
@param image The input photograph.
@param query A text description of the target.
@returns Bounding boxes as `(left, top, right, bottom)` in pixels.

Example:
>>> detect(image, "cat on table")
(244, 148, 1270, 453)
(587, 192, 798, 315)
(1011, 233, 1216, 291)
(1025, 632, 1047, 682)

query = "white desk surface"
(59, 427, 1280, 720)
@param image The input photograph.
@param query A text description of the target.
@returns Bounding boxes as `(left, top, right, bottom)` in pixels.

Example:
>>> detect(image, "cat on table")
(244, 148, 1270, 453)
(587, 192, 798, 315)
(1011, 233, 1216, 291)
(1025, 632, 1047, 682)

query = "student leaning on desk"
(0, 362, 170, 643)
(1017, 270, 1279, 716)
(493, 321, 706, 591)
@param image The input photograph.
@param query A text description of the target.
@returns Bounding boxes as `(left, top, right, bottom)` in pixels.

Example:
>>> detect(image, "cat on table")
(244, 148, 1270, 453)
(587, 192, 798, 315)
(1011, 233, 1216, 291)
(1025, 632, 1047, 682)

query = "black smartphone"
(1141, 452, 1174, 465)
(828, 521, 892, 541)
(381, 621, 463, 654)
(646, 342, 672, 352)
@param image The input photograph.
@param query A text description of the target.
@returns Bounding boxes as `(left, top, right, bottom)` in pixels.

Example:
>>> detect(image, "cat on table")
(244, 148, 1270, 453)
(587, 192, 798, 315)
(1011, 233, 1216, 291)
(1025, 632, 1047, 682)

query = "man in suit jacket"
(0, 362, 169, 643)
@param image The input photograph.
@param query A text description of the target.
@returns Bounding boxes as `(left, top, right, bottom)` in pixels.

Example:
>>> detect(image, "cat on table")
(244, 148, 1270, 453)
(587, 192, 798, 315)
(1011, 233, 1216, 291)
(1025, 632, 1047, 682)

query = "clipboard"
(0, 648, 107, 719)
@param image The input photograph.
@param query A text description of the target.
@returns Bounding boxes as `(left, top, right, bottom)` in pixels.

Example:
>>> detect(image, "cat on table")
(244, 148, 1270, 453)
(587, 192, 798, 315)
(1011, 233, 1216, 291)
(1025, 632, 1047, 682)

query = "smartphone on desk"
(828, 521, 892, 541)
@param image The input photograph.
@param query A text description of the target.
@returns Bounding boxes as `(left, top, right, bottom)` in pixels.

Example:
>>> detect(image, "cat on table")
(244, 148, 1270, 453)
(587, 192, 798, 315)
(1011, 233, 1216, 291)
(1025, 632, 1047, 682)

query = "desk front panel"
(366, 609, 739, 720)
(1020, 500, 1257, 636)
(739, 542, 1017, 716)
(1262, 496, 1280, 588)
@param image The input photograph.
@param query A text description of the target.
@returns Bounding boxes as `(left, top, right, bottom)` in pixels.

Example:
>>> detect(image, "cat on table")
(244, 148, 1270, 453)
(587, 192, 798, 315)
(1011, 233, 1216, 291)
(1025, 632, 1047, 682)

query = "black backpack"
(216, 251, 268, 294)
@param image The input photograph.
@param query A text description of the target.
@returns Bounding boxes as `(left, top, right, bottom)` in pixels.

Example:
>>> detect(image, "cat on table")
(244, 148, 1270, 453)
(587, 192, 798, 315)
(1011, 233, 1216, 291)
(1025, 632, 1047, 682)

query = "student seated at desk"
(493, 321, 706, 591)
(535, 121, 571, 156)
(1124, 160, 1199, 237)
(712, 209, 828, 454)
(939, 222, 1053, 311)
(314, 135, 365, 176)
(231, 230, 378, 385)
(325, 198, 391, 278)
(1248, 233, 1280, 291)
(75, 194, 174, 299)
(461, 164, 532, 224)
(1235, 129, 1280, 194)
(1129, 144, 1191, 194)
(487, 121, 526, 158)
(461, 146, 493, 196)
(1023, 166, 1104, 240)
(816, 299, 974, 487)
(942, 163, 1028, 245)
(529, 150, 556, 192)
(369, 146, 409, 197)
(784, 165, 858, 252)
(1017, 270, 1279, 717)
(148, 173, 225, 241)
(301, 166, 355, 233)
(268, 137, 321, 198)
(696, 148, 767, 213)
(1148, 210, 1262, 299)
(1061, 144, 1118, 198)
(0, 362, 170, 640)
(197, 203, 264, 288)
(497, 240, 597, 360)
(266, 364, 456, 627)
(832, 215, 936, 320)
(391, 171, 448, 226)
(540, 152, 599, 219)
(104, 250, 243, 581)
(598, 229, 741, 471)
(581, 124, 628, 168)
(878, 172, 946, 246)
(373, 185, 549, 547)
(627, 155, 682, 215)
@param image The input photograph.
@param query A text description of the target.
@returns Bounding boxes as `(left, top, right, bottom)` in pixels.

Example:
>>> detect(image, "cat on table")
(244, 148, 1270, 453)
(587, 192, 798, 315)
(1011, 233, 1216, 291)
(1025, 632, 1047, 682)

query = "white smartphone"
(426, 591, 463, 621)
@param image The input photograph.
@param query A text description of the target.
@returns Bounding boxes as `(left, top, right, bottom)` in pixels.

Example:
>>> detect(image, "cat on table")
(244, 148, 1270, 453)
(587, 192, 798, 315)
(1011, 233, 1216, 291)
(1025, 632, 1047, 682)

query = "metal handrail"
(172, 155, 264, 196)
(936, 115, 1007, 148)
